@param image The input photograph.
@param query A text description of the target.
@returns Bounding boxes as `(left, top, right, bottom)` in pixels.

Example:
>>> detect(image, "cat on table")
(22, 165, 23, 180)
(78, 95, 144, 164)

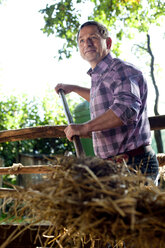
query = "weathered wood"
(0, 115, 164, 144)
(0, 165, 57, 175)
(0, 125, 66, 143)
(149, 115, 165, 130)
(0, 187, 17, 197)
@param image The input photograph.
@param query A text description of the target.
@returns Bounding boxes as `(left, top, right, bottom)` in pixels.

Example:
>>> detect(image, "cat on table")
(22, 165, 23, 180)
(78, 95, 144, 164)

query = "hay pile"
(1, 156, 165, 248)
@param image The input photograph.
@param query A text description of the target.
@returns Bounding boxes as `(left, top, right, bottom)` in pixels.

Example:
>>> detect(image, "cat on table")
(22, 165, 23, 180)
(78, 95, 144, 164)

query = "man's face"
(78, 25, 111, 69)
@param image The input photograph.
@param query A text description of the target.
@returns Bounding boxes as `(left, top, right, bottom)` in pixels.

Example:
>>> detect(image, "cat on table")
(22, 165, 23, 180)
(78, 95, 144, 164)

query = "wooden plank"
(0, 125, 66, 143)
(149, 115, 165, 130)
(0, 125, 90, 143)
(0, 115, 164, 144)
(0, 187, 17, 197)
(0, 165, 58, 175)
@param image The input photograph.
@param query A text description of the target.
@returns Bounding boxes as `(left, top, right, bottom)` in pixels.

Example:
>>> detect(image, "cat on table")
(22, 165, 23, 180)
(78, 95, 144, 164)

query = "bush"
(0, 90, 82, 167)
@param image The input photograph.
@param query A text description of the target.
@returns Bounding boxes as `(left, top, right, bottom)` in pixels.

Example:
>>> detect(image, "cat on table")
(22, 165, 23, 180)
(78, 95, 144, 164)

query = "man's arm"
(64, 109, 124, 141)
(55, 83, 90, 102)
(86, 108, 123, 132)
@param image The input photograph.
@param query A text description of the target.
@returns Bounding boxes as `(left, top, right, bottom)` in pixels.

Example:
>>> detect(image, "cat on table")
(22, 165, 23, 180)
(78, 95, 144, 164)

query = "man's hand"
(64, 108, 124, 142)
(55, 83, 90, 102)
(64, 123, 89, 141)
(55, 83, 75, 95)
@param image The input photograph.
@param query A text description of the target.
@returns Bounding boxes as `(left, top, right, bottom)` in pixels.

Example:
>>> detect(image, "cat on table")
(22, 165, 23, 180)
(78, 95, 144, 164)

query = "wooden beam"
(0, 188, 17, 198)
(0, 165, 58, 175)
(0, 125, 66, 143)
(0, 125, 90, 143)
(0, 115, 164, 144)
(149, 115, 165, 130)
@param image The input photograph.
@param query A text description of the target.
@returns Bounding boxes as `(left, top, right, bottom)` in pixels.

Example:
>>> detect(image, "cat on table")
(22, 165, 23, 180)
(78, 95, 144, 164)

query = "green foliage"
(0, 91, 79, 167)
(40, 0, 80, 59)
(40, 0, 165, 59)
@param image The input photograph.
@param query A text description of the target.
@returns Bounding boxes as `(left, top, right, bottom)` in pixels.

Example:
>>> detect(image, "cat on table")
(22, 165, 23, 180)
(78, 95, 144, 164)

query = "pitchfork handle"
(58, 89, 85, 158)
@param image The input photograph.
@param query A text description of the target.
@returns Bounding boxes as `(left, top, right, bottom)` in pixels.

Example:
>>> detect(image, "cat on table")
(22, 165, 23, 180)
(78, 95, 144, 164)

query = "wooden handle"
(58, 89, 85, 157)
(58, 89, 74, 124)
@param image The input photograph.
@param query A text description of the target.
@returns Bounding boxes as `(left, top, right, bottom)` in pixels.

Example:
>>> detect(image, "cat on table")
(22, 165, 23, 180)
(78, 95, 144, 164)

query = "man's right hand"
(55, 83, 75, 95)
(55, 83, 90, 102)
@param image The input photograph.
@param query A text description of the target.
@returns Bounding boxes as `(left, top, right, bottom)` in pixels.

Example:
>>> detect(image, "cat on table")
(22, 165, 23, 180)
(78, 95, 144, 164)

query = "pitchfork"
(58, 89, 85, 158)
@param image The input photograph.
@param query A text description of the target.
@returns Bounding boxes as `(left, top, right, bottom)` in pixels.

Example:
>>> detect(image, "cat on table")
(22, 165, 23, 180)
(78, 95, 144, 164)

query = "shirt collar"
(87, 53, 113, 77)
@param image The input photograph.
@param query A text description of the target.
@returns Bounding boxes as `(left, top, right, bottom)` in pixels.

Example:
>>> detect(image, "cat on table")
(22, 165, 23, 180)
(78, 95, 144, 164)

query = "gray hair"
(77, 21, 109, 41)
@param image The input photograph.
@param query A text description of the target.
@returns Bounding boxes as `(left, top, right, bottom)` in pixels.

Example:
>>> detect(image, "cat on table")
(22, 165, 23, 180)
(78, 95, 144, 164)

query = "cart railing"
(0, 115, 164, 143)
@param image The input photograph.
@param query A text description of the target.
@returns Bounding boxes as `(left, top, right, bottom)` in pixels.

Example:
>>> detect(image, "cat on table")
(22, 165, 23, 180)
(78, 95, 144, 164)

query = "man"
(55, 21, 159, 184)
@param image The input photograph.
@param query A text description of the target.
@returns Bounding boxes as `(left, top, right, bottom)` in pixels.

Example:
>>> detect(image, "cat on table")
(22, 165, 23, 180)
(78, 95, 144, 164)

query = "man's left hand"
(64, 124, 89, 141)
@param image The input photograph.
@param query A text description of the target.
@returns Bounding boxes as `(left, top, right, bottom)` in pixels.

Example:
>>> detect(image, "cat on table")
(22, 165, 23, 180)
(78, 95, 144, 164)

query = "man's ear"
(106, 37, 112, 50)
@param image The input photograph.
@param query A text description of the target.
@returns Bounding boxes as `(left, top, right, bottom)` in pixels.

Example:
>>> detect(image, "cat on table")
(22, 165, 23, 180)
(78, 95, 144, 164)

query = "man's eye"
(91, 36, 97, 39)
(79, 39, 84, 43)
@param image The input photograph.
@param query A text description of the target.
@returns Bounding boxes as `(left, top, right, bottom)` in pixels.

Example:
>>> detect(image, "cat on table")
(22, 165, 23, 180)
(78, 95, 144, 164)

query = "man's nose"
(85, 38, 93, 47)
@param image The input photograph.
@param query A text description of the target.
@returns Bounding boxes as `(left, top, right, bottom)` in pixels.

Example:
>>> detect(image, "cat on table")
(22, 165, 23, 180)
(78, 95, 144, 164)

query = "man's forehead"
(78, 26, 100, 39)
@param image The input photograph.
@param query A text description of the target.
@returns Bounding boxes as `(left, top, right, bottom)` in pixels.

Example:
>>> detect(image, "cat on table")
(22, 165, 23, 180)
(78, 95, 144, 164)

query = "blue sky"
(0, 0, 164, 116)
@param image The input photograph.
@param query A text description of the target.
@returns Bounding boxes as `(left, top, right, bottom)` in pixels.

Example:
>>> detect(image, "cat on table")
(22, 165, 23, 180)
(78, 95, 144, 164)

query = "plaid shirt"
(88, 53, 151, 159)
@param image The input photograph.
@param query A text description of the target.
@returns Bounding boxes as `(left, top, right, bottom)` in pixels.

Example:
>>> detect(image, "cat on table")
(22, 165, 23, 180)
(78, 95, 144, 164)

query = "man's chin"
(84, 53, 98, 61)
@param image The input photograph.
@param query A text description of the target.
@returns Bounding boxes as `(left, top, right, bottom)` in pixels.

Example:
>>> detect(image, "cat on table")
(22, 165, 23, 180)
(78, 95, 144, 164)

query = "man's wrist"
(84, 121, 92, 135)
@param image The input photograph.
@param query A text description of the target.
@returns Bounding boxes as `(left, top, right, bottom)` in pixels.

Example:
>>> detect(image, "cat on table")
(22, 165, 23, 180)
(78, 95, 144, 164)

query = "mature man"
(55, 21, 159, 184)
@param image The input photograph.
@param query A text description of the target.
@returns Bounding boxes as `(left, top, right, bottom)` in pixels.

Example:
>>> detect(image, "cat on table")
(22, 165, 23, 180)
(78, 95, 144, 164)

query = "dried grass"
(1, 156, 165, 248)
